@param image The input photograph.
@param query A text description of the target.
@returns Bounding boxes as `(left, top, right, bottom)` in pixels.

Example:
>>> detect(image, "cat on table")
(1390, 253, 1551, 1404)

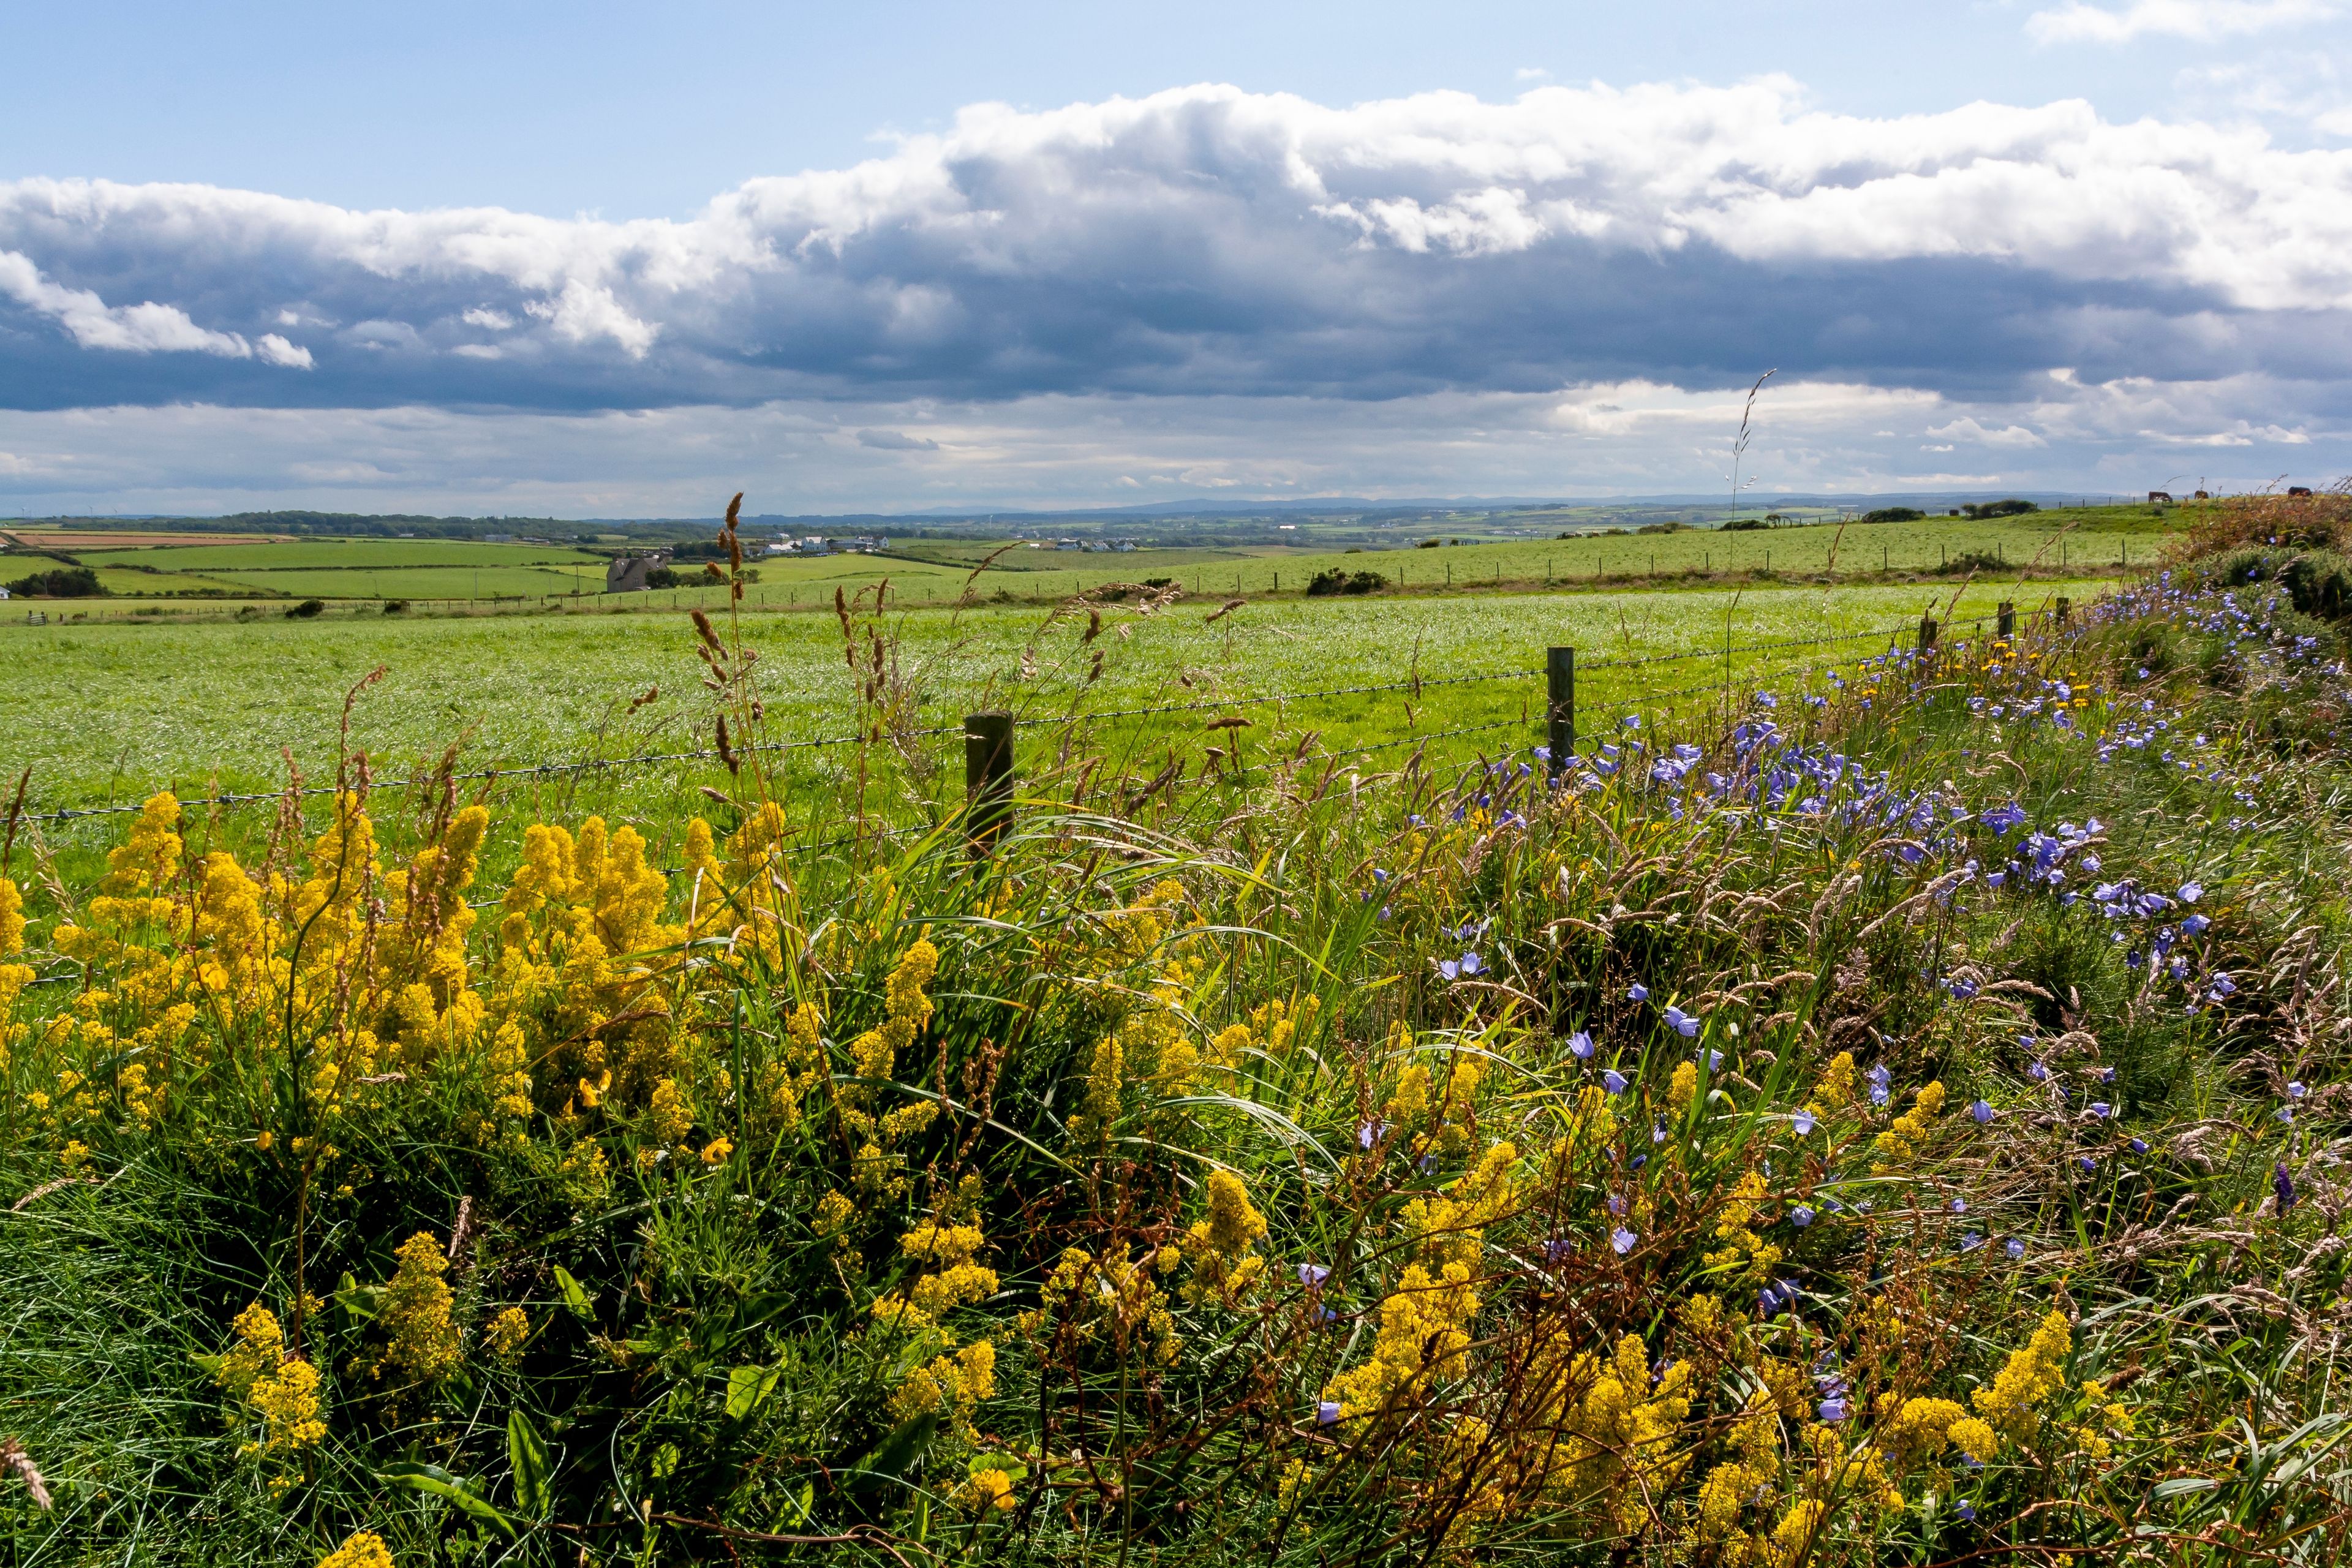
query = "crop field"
(7, 495, 2352, 1568)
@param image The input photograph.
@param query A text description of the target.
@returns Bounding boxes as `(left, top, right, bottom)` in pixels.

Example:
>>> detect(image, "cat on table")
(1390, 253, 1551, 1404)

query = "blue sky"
(3, 0, 2350, 514)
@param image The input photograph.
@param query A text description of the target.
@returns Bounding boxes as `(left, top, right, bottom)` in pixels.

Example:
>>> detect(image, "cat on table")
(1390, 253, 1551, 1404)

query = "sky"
(3, 0, 2350, 516)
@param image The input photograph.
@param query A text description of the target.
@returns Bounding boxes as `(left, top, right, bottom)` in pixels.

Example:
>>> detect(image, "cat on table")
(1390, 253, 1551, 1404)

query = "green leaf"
(2151, 1476, 2219, 1499)
(552, 1266, 592, 1319)
(508, 1409, 551, 1518)
(380, 1462, 519, 1540)
(725, 1364, 780, 1421)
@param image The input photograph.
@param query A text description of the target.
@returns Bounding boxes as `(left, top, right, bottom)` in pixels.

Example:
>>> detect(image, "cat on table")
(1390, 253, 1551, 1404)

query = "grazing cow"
(2288, 486, 2313, 497)
(2147, 491, 2173, 503)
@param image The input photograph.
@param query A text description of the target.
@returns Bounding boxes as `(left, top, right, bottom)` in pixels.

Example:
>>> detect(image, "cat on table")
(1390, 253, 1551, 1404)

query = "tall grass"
(2, 496, 2350, 1566)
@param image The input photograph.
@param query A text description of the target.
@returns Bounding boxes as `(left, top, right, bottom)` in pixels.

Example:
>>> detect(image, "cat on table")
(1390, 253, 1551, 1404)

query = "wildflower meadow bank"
(4, 494, 2351, 1567)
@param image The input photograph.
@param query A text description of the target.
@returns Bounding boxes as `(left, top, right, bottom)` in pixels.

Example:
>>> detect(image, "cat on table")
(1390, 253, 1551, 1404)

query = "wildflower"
(2289, 1080, 2309, 1099)
(1567, 1030, 1596, 1060)
(1317, 1400, 1341, 1425)
(2179, 881, 2203, 902)
(2029, 1061, 2049, 1082)
(2079, 1156, 2097, 1173)
(1972, 1099, 1995, 1124)
(2089, 1102, 2113, 1119)
(1627, 983, 1649, 1002)
(368, 1232, 465, 1385)
(2210, 973, 2237, 999)
(2277, 1106, 2294, 1125)
(1610, 1226, 1637, 1255)
(2129, 1137, 2149, 1153)
(700, 1136, 734, 1164)
(1298, 1263, 1330, 1289)
(317, 1533, 396, 1568)
(1866, 1063, 1892, 1107)
(1793, 1109, 1816, 1135)
(1662, 1005, 1700, 1037)
(1357, 1118, 1386, 1149)
(2183, 913, 2211, 935)
(2005, 1238, 2026, 1261)
(1790, 1205, 1815, 1228)
(1958, 1501, 1978, 1523)
(1950, 1197, 1967, 1213)
(1603, 1069, 1630, 1095)
(1819, 1395, 1849, 1422)
(2276, 1163, 2297, 1213)
(1961, 1232, 1984, 1252)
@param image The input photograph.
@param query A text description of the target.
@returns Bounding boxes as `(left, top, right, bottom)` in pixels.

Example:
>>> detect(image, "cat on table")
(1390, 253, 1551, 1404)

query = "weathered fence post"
(1918, 615, 1939, 663)
(1546, 646, 1575, 783)
(965, 711, 1014, 856)
(1997, 600, 2015, 639)
(2055, 597, 2071, 627)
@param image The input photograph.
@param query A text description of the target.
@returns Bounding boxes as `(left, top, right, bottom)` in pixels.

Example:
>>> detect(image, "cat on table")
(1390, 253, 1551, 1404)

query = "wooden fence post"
(1997, 600, 2015, 639)
(965, 712, 1014, 856)
(1546, 646, 1575, 782)
(1917, 615, 1939, 661)
(2055, 597, 2071, 627)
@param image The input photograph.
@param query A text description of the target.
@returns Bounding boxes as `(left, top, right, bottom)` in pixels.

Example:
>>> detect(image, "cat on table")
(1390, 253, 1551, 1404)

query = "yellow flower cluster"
(1180, 1169, 1267, 1305)
(315, 1531, 395, 1568)
(1972, 1308, 2072, 1444)
(1017, 1245, 1180, 1366)
(483, 1306, 530, 1362)
(1321, 1259, 1480, 1421)
(835, 941, 940, 1201)
(1872, 1080, 1946, 1172)
(215, 1303, 327, 1483)
(1705, 1170, 1784, 1286)
(363, 1232, 464, 1387)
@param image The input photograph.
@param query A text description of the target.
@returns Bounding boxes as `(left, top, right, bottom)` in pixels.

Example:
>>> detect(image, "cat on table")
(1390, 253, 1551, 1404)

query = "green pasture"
(71, 538, 606, 571)
(2, 573, 2120, 884)
(196, 565, 599, 600)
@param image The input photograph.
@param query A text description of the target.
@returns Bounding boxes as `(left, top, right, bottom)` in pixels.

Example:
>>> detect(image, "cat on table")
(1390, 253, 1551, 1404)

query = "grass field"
(4, 505, 2177, 611)
(2, 492, 2349, 1567)
(2, 574, 2120, 848)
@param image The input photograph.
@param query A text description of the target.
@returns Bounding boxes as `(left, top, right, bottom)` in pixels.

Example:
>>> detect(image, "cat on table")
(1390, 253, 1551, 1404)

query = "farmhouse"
(604, 551, 670, 592)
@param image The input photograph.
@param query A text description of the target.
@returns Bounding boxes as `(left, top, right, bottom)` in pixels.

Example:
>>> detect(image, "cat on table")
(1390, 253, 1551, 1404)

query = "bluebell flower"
(2288, 1080, 2309, 1099)
(1604, 1069, 1630, 1095)
(2005, 1237, 2026, 1260)
(1358, 1118, 1387, 1149)
(1627, 983, 1649, 1002)
(2080, 1156, 2098, 1174)
(2089, 1102, 2113, 1118)
(1791, 1205, 1815, 1228)
(1961, 1232, 1983, 1252)
(1653, 1118, 1669, 1145)
(1317, 1400, 1341, 1425)
(1621, 714, 1642, 729)
(1819, 1396, 1849, 1422)
(1460, 951, 1482, 976)
(1958, 1501, 1978, 1522)
(1664, 1006, 1700, 1037)
(2277, 1163, 2297, 1213)
(2100, 1066, 2117, 1084)
(2029, 1061, 2049, 1083)
(1794, 1110, 1817, 1136)
(2211, 973, 2237, 998)
(1950, 1197, 1967, 1213)
(2184, 913, 2210, 935)
(2276, 1106, 2294, 1125)
(1607, 1191, 1627, 1215)
(2179, 881, 2203, 902)
(1543, 1238, 1574, 1264)
(1611, 1227, 1637, 1255)
(1867, 1063, 1893, 1107)
(1972, 1099, 1995, 1124)
(1438, 957, 1460, 981)
(1298, 1264, 1330, 1288)
(2129, 1137, 2149, 1154)
(1567, 1030, 1596, 1060)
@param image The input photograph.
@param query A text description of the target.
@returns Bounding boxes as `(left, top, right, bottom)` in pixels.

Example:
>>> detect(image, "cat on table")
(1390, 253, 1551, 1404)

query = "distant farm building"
(605, 552, 670, 592)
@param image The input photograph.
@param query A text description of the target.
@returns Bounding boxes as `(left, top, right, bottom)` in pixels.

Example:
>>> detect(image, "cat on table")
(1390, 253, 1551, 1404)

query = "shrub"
(285, 598, 325, 619)
(1306, 568, 1385, 596)
(1861, 507, 1924, 524)
(1721, 517, 1771, 532)
(1961, 499, 2038, 519)
(1931, 549, 2007, 576)
(1419, 538, 1442, 548)
(382, 599, 410, 615)
(1635, 521, 1687, 535)
(4, 565, 103, 598)
(644, 565, 682, 589)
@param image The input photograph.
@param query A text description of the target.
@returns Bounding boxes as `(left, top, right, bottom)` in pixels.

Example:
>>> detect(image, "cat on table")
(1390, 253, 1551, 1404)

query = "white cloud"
(1928, 417, 2048, 447)
(462, 307, 516, 330)
(2027, 0, 2338, 44)
(0, 246, 282, 360)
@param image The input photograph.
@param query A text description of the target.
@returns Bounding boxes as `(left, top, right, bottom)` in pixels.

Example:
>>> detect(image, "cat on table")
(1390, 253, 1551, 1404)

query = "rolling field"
(3, 571, 2122, 886)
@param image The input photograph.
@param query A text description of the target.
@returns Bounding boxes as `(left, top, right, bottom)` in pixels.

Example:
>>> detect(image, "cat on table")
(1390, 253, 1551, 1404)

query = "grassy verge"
(1, 496, 2347, 1566)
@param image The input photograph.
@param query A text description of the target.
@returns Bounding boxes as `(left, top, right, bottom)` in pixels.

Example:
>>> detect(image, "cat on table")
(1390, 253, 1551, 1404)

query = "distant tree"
(4, 565, 103, 597)
(1961, 499, 2039, 519)
(1860, 507, 1925, 524)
